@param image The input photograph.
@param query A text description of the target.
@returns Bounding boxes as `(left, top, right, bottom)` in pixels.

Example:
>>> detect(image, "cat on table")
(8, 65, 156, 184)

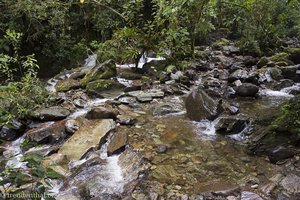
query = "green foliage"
(272, 96, 300, 135)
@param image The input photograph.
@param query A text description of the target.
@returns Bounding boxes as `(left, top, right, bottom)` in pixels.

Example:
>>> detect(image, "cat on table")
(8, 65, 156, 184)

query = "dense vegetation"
(0, 0, 300, 124)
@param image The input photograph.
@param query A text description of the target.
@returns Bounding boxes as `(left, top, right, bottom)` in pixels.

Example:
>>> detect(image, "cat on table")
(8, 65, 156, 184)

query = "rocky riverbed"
(1, 41, 300, 199)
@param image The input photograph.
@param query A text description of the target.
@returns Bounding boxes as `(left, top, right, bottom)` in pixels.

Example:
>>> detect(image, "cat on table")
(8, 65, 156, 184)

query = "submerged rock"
(185, 87, 220, 121)
(33, 107, 70, 121)
(59, 119, 115, 161)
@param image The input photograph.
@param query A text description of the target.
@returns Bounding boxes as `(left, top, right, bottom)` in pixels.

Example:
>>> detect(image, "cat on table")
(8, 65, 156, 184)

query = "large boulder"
(185, 87, 220, 121)
(59, 119, 115, 161)
(33, 107, 70, 121)
(26, 120, 67, 144)
(80, 59, 117, 86)
(234, 83, 259, 97)
(86, 107, 118, 120)
(56, 79, 81, 92)
(85, 80, 124, 97)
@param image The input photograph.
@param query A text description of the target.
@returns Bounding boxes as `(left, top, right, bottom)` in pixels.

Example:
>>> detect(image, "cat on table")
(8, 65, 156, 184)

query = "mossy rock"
(194, 50, 209, 59)
(86, 80, 123, 96)
(271, 96, 300, 135)
(166, 65, 177, 73)
(257, 57, 269, 68)
(56, 79, 80, 92)
(287, 48, 300, 64)
(270, 52, 291, 63)
(269, 67, 283, 81)
(212, 38, 230, 49)
(80, 59, 117, 86)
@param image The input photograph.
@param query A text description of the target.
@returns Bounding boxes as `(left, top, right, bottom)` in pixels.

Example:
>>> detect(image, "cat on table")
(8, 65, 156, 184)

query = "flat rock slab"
(59, 119, 115, 161)
(107, 132, 128, 156)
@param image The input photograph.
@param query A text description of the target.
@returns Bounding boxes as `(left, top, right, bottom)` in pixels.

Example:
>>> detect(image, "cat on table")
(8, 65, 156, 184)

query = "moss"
(271, 96, 300, 135)
(56, 79, 80, 92)
(80, 60, 117, 86)
(86, 80, 123, 95)
(166, 65, 177, 73)
(212, 38, 230, 49)
(270, 52, 289, 63)
(257, 57, 269, 68)
(269, 67, 282, 81)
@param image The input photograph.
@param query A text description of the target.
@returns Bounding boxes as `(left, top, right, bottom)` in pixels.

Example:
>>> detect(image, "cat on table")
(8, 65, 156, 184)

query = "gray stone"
(86, 107, 118, 120)
(267, 146, 296, 164)
(0, 120, 25, 141)
(280, 174, 300, 194)
(107, 132, 128, 156)
(185, 88, 220, 121)
(33, 107, 70, 121)
(234, 83, 259, 97)
(215, 116, 249, 135)
(153, 103, 183, 116)
(241, 191, 263, 200)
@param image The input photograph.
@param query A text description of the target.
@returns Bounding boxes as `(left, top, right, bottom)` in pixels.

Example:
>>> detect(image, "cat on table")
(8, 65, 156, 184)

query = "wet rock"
(25, 145, 60, 157)
(281, 66, 299, 81)
(128, 90, 164, 103)
(224, 86, 236, 98)
(280, 174, 300, 194)
(73, 99, 86, 108)
(228, 105, 239, 115)
(194, 180, 240, 195)
(267, 146, 296, 164)
(56, 79, 81, 92)
(0, 120, 25, 141)
(185, 87, 220, 121)
(26, 121, 66, 144)
(241, 191, 263, 200)
(80, 59, 117, 86)
(33, 107, 70, 121)
(153, 103, 183, 116)
(234, 83, 259, 97)
(156, 145, 167, 153)
(86, 107, 118, 120)
(118, 68, 142, 80)
(65, 119, 81, 134)
(270, 67, 283, 81)
(85, 80, 124, 97)
(215, 116, 249, 135)
(259, 182, 276, 196)
(116, 115, 136, 125)
(228, 69, 249, 83)
(118, 97, 136, 105)
(170, 71, 184, 81)
(107, 132, 128, 156)
(59, 119, 115, 160)
(287, 48, 300, 64)
(274, 79, 294, 90)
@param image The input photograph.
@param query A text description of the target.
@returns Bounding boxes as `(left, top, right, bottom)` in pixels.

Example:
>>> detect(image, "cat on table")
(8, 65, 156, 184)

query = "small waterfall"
(193, 119, 217, 140)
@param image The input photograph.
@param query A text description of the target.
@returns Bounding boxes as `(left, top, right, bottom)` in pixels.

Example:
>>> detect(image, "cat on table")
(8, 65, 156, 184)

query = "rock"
(116, 115, 136, 125)
(274, 79, 294, 90)
(156, 145, 167, 153)
(73, 99, 86, 108)
(118, 97, 136, 105)
(80, 59, 117, 86)
(153, 103, 183, 116)
(280, 174, 300, 194)
(223, 45, 240, 54)
(59, 119, 115, 160)
(228, 105, 239, 115)
(118, 68, 142, 80)
(287, 48, 300, 64)
(86, 107, 118, 120)
(269, 67, 283, 81)
(56, 79, 80, 92)
(259, 182, 276, 196)
(257, 57, 269, 68)
(224, 86, 236, 98)
(234, 83, 259, 97)
(152, 165, 179, 184)
(215, 116, 249, 135)
(33, 107, 70, 121)
(185, 87, 220, 121)
(212, 38, 230, 49)
(241, 191, 263, 200)
(194, 180, 240, 195)
(0, 120, 25, 141)
(281, 66, 299, 81)
(107, 132, 128, 156)
(228, 69, 249, 83)
(267, 146, 296, 164)
(128, 90, 164, 103)
(85, 80, 124, 97)
(26, 121, 66, 144)
(65, 119, 81, 134)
